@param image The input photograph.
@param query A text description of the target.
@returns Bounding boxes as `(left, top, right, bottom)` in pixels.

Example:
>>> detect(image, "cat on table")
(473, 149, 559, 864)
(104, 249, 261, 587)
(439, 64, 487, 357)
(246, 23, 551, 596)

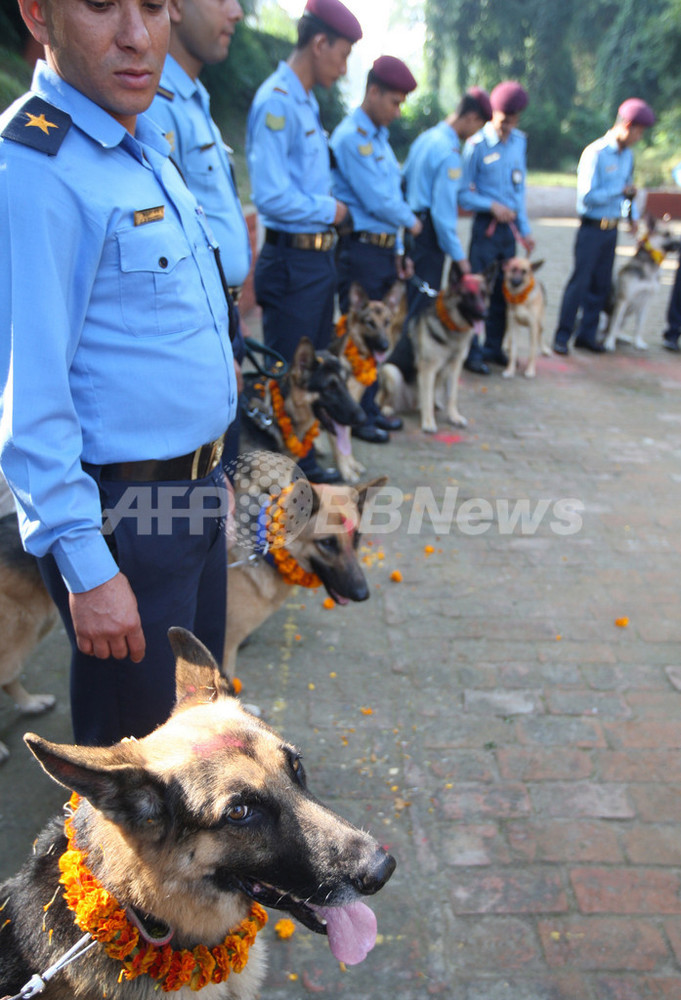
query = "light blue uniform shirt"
(149, 55, 251, 286)
(246, 61, 336, 232)
(0, 62, 237, 593)
(330, 107, 416, 238)
(403, 120, 466, 262)
(576, 131, 637, 221)
(459, 121, 531, 236)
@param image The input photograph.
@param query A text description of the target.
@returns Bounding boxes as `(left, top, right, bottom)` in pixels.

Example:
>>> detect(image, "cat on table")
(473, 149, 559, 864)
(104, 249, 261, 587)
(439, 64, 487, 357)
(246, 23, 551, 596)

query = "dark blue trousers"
(255, 240, 336, 363)
(664, 249, 681, 343)
(39, 466, 229, 746)
(468, 214, 517, 361)
(555, 223, 618, 347)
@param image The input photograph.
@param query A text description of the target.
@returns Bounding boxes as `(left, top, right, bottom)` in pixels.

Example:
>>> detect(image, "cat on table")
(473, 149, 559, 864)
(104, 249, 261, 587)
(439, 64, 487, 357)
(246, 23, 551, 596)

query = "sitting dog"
(240, 337, 365, 478)
(378, 263, 496, 433)
(0, 628, 395, 999)
(331, 281, 405, 482)
(225, 459, 386, 674)
(501, 257, 550, 378)
(603, 217, 680, 351)
(0, 512, 57, 761)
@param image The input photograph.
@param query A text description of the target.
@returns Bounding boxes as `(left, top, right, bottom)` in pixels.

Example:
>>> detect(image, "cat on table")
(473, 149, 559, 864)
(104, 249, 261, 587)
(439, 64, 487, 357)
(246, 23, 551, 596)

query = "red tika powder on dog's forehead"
(462, 274, 482, 293)
(192, 733, 249, 758)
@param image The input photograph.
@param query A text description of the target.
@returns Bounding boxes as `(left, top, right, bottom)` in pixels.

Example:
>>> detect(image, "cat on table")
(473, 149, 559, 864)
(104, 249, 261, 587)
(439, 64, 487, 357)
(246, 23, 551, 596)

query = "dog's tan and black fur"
(330, 282, 405, 482)
(0, 512, 57, 761)
(0, 629, 395, 1000)
(225, 474, 386, 674)
(379, 264, 496, 433)
(501, 257, 550, 379)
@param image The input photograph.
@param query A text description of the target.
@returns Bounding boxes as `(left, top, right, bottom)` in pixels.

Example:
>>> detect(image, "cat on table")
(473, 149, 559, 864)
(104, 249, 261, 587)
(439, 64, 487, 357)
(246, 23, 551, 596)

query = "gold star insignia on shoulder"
(24, 111, 59, 135)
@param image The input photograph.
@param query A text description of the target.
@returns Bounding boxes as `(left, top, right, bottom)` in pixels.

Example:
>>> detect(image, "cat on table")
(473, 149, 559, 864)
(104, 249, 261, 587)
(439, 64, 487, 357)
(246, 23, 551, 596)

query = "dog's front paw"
(502, 368, 515, 379)
(634, 338, 649, 350)
(447, 412, 468, 428)
(421, 421, 438, 434)
(524, 367, 536, 379)
(603, 338, 616, 352)
(19, 693, 57, 715)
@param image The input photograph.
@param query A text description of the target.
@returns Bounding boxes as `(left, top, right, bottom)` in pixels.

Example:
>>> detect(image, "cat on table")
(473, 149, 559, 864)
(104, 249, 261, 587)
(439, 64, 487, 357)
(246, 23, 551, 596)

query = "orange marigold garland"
(502, 274, 535, 306)
(336, 315, 377, 386)
(58, 793, 267, 992)
(265, 484, 322, 589)
(269, 380, 319, 459)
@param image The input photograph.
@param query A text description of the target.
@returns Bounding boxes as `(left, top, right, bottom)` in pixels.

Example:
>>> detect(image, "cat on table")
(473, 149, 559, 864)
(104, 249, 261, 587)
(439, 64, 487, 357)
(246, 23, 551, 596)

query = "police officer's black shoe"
(663, 335, 680, 352)
(352, 424, 390, 444)
(463, 358, 490, 375)
(482, 349, 509, 366)
(374, 414, 403, 432)
(574, 338, 606, 354)
(305, 464, 343, 484)
(552, 341, 569, 355)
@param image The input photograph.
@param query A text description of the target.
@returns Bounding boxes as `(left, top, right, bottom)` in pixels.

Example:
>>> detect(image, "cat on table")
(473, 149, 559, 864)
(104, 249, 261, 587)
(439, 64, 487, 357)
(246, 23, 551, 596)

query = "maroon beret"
(618, 98, 655, 127)
(371, 55, 417, 94)
(303, 0, 362, 43)
(490, 81, 529, 114)
(467, 86, 492, 122)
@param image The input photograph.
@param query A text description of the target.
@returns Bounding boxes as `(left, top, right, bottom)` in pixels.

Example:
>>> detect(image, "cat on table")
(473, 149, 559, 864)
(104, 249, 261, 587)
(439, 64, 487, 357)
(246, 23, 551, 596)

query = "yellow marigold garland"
(336, 315, 377, 386)
(265, 484, 322, 589)
(269, 380, 319, 459)
(58, 793, 268, 992)
(502, 273, 536, 306)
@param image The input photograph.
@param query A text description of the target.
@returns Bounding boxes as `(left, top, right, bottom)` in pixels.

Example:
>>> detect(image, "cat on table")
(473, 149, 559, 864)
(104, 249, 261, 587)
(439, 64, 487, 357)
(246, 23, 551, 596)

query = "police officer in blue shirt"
(0, 0, 237, 746)
(403, 87, 493, 303)
(460, 81, 535, 373)
(247, 0, 362, 482)
(553, 98, 655, 355)
(149, 0, 249, 468)
(331, 55, 420, 442)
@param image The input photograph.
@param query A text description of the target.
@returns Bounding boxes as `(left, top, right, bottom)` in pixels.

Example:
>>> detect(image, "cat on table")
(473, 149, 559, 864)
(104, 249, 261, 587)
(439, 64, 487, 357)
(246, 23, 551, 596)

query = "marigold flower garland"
(502, 274, 536, 306)
(435, 291, 467, 332)
(269, 380, 319, 459)
(265, 484, 322, 589)
(57, 793, 267, 992)
(336, 315, 377, 386)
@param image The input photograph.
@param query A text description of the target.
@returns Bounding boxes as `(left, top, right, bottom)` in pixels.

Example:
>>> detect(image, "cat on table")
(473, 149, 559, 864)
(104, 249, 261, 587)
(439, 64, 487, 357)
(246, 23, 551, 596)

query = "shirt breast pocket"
(117, 222, 197, 336)
(185, 144, 223, 201)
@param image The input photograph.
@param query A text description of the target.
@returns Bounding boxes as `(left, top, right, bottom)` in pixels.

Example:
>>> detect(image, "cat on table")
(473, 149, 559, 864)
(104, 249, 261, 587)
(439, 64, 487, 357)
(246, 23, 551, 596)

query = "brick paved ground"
(2, 210, 681, 999)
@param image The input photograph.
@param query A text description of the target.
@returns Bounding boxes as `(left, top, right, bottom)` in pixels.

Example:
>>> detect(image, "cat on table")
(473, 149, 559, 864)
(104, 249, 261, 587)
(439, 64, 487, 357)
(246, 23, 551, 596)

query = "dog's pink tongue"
(312, 901, 377, 965)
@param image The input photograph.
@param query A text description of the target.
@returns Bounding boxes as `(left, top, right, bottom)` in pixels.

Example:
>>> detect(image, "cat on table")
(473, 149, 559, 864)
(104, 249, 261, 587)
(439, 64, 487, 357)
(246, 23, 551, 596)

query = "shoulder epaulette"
(156, 85, 175, 101)
(1, 95, 71, 156)
(356, 125, 368, 137)
(273, 87, 288, 95)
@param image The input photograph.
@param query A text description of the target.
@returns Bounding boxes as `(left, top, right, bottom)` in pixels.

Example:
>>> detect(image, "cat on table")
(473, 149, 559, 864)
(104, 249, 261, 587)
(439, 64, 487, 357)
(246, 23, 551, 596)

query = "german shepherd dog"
(330, 281, 405, 483)
(603, 217, 681, 352)
(378, 263, 496, 433)
(225, 465, 386, 675)
(501, 257, 550, 378)
(240, 337, 365, 468)
(0, 628, 396, 1000)
(0, 512, 57, 761)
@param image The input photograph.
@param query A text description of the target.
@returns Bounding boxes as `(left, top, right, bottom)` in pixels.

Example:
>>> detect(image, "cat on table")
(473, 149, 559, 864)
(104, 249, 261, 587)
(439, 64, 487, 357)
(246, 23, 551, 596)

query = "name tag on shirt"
(358, 142, 374, 156)
(134, 206, 165, 226)
(483, 152, 500, 165)
(448, 167, 462, 180)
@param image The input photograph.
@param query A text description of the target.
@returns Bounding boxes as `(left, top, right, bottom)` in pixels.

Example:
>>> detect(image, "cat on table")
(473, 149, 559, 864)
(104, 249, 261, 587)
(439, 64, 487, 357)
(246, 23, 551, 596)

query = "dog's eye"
(316, 536, 339, 554)
(225, 803, 251, 823)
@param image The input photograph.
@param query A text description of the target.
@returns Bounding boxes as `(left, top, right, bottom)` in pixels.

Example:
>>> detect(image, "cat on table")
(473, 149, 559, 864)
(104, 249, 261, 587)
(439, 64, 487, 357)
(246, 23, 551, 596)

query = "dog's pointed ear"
(24, 733, 168, 831)
(383, 280, 405, 313)
(291, 337, 316, 381)
(355, 476, 388, 515)
(349, 282, 369, 313)
(531, 259, 545, 273)
(483, 260, 500, 288)
(168, 627, 234, 705)
(448, 260, 463, 286)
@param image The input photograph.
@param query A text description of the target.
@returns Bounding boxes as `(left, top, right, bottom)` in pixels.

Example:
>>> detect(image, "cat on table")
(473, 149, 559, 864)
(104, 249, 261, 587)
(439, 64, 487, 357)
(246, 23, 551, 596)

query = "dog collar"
(269, 379, 319, 459)
(503, 273, 535, 305)
(435, 291, 469, 332)
(641, 238, 665, 266)
(58, 793, 267, 992)
(258, 486, 322, 588)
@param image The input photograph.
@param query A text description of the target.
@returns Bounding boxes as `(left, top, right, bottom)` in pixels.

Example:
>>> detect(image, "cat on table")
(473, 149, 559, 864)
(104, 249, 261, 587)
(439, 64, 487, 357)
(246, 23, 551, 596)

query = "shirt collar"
(605, 129, 625, 154)
(353, 106, 384, 140)
(278, 61, 316, 106)
(440, 120, 460, 151)
(482, 121, 503, 148)
(31, 59, 170, 161)
(161, 54, 206, 103)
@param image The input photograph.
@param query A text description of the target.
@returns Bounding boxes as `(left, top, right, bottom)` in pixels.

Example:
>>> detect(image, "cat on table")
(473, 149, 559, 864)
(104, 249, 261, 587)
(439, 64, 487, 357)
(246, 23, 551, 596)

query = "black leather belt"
(265, 228, 336, 251)
(228, 285, 242, 304)
(580, 217, 619, 231)
(93, 435, 225, 482)
(351, 231, 396, 249)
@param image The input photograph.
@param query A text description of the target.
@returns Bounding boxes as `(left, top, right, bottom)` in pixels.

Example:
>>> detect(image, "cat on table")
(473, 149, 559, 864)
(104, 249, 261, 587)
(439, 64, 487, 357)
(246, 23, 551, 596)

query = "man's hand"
(520, 235, 536, 255)
(333, 200, 348, 225)
(491, 201, 516, 224)
(409, 217, 423, 237)
(396, 254, 415, 280)
(69, 573, 145, 662)
(456, 258, 472, 274)
(233, 358, 244, 394)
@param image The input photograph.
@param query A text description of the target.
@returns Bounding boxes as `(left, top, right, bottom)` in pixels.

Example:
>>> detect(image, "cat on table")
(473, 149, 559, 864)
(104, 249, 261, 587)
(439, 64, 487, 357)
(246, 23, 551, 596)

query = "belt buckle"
(314, 233, 323, 251)
(600, 218, 613, 231)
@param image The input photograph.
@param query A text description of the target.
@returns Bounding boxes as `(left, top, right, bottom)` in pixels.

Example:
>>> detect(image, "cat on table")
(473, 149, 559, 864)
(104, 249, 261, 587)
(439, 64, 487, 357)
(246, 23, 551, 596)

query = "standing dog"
(0, 512, 57, 761)
(0, 628, 395, 1000)
(604, 218, 680, 351)
(501, 257, 550, 378)
(331, 281, 405, 482)
(378, 264, 496, 433)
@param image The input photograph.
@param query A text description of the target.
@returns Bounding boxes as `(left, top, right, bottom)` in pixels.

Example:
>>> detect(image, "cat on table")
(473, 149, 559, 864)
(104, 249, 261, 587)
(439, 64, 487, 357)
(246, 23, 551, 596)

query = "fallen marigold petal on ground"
(615, 617, 629, 627)
(424, 545, 435, 556)
(390, 570, 403, 582)
(231, 677, 242, 694)
(323, 597, 335, 609)
(274, 919, 296, 940)
(360, 707, 373, 715)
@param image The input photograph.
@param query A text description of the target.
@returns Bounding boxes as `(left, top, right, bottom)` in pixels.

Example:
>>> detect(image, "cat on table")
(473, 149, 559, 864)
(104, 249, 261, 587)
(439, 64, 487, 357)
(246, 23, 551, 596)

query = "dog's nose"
(353, 850, 396, 895)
